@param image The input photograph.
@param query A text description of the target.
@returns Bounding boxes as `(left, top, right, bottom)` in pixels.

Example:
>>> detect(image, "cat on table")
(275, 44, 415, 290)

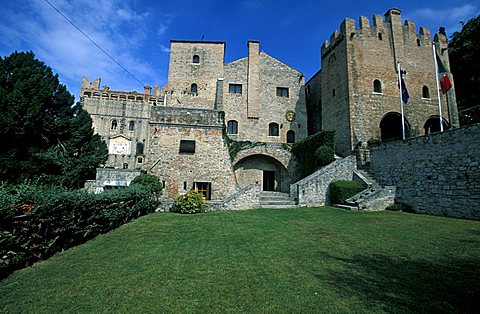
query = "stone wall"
(156, 184, 261, 212)
(223, 42, 308, 144)
(81, 78, 152, 170)
(369, 124, 480, 219)
(291, 156, 357, 206)
(167, 40, 225, 109)
(147, 106, 237, 200)
(94, 168, 142, 193)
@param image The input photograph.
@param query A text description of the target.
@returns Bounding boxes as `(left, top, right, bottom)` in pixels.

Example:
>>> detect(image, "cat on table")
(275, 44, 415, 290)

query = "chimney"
(247, 40, 260, 118)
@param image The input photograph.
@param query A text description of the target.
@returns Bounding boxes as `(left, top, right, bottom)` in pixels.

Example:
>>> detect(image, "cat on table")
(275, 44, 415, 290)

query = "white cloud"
(407, 4, 480, 33)
(160, 44, 170, 53)
(0, 0, 169, 99)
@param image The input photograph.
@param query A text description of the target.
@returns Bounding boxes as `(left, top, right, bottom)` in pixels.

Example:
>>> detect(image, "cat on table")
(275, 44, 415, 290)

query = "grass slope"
(1, 207, 479, 313)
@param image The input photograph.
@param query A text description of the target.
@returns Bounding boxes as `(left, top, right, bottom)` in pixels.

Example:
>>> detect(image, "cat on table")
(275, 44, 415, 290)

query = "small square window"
(229, 84, 242, 94)
(179, 140, 196, 154)
(276, 87, 289, 97)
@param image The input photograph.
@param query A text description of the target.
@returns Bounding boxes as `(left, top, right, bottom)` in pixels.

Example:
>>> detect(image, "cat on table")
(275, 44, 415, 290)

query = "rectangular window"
(276, 87, 289, 97)
(194, 182, 211, 200)
(179, 140, 196, 154)
(229, 84, 242, 94)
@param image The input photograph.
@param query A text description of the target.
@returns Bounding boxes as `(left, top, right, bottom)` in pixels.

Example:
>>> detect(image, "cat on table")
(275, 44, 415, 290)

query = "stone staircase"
(259, 191, 297, 209)
(335, 168, 396, 211)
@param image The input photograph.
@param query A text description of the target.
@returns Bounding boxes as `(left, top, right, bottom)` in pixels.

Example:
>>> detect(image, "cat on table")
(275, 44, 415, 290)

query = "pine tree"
(449, 15, 480, 125)
(0, 51, 107, 188)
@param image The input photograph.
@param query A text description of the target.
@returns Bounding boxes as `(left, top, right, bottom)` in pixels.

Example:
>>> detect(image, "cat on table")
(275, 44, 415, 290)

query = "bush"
(329, 180, 365, 204)
(367, 137, 382, 147)
(386, 202, 414, 213)
(291, 130, 335, 177)
(172, 191, 208, 214)
(315, 146, 335, 167)
(130, 173, 163, 196)
(0, 183, 160, 279)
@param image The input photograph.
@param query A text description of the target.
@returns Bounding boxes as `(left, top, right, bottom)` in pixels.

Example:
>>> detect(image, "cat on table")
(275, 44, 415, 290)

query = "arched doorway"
(379, 112, 410, 141)
(424, 116, 450, 134)
(233, 154, 291, 192)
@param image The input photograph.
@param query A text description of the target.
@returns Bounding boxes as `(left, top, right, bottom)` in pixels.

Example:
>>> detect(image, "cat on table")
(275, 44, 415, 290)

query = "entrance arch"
(424, 116, 450, 134)
(233, 154, 291, 193)
(380, 112, 411, 141)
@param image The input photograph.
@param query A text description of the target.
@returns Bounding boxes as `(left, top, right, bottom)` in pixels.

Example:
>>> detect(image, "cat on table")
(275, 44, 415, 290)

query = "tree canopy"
(0, 51, 107, 188)
(448, 15, 480, 125)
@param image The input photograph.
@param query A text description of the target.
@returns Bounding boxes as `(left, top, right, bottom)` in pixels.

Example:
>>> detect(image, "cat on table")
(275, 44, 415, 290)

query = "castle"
(82, 8, 458, 205)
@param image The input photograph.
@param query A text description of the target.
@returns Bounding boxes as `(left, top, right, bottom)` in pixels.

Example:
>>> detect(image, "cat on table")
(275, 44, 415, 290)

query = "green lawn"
(1, 207, 479, 313)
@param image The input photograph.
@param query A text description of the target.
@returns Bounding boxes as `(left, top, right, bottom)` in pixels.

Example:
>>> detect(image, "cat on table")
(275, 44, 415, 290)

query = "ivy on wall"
(291, 130, 335, 178)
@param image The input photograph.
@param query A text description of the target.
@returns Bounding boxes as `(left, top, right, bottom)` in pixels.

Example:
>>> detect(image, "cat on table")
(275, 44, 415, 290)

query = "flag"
(398, 71, 409, 104)
(436, 50, 452, 94)
(440, 73, 452, 94)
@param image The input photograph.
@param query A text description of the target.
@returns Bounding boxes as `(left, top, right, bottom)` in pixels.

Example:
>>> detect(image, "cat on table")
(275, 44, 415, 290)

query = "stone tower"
(307, 8, 459, 156)
(166, 40, 225, 109)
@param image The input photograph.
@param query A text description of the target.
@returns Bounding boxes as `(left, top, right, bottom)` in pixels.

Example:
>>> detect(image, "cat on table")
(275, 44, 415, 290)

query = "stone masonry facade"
(79, 8, 476, 220)
(81, 40, 307, 200)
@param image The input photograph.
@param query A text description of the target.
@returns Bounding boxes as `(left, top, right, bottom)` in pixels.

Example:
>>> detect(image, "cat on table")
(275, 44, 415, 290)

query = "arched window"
(417, 38, 421, 47)
(192, 55, 200, 64)
(111, 120, 117, 130)
(227, 120, 238, 135)
(191, 83, 198, 94)
(422, 85, 430, 99)
(378, 33, 383, 40)
(122, 163, 128, 169)
(373, 79, 382, 93)
(286, 130, 295, 143)
(268, 122, 279, 136)
(128, 121, 135, 131)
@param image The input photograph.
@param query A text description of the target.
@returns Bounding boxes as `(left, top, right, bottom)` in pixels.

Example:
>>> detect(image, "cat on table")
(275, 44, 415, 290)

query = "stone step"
(259, 192, 297, 209)
(333, 204, 359, 211)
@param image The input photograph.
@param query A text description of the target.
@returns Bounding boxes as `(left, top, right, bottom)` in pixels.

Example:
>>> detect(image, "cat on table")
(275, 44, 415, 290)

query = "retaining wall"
(370, 124, 480, 219)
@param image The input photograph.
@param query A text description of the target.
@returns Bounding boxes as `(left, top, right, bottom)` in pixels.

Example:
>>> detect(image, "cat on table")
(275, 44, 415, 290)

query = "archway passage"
(233, 154, 291, 193)
(424, 116, 450, 134)
(380, 112, 410, 142)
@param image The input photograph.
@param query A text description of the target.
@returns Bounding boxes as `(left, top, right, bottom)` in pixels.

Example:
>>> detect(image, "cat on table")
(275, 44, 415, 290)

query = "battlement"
(321, 8, 438, 59)
(150, 106, 224, 128)
(80, 76, 165, 106)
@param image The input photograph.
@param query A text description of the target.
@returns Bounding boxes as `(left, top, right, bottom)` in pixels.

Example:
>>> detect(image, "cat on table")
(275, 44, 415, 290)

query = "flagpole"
(397, 62, 406, 141)
(432, 43, 444, 132)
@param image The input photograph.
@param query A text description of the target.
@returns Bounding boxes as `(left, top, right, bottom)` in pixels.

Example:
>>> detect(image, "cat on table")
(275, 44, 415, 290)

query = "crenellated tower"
(307, 8, 459, 156)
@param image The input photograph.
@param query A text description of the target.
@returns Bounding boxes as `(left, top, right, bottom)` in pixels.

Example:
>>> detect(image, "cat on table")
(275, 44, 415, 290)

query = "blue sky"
(1, 0, 479, 100)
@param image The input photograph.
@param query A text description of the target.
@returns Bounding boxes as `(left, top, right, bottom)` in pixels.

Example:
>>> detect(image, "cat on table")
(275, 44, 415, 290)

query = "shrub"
(386, 202, 414, 213)
(172, 191, 208, 214)
(130, 173, 163, 196)
(329, 180, 365, 204)
(315, 145, 335, 167)
(367, 137, 382, 147)
(291, 130, 335, 178)
(0, 183, 159, 279)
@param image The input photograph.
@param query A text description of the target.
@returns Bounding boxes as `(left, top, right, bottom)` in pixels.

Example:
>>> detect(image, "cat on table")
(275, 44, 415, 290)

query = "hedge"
(292, 130, 335, 177)
(329, 180, 364, 204)
(0, 184, 160, 279)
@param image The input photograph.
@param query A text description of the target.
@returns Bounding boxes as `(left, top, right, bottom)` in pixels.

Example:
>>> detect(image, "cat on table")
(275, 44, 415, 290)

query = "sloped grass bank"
(1, 207, 479, 312)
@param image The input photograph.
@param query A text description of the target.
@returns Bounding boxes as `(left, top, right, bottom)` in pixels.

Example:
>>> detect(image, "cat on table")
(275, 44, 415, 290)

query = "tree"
(448, 15, 480, 125)
(0, 51, 107, 188)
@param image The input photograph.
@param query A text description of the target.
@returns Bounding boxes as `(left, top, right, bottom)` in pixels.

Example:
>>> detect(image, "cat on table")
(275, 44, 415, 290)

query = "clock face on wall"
(112, 141, 128, 154)
(285, 110, 296, 122)
(109, 136, 131, 155)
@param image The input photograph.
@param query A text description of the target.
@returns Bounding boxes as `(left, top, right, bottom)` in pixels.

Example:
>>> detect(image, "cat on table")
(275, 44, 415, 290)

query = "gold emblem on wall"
(285, 110, 296, 122)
